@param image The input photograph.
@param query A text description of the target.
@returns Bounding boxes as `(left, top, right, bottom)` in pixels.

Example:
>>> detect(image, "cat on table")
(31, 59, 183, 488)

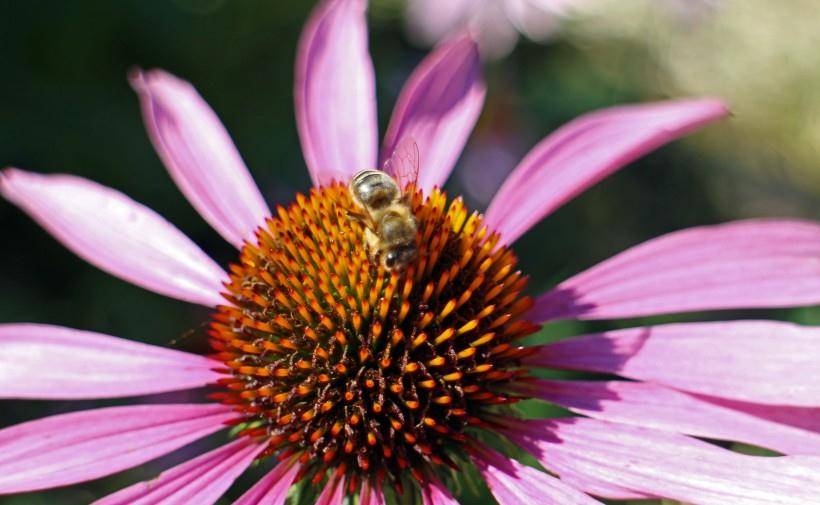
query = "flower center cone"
(209, 183, 540, 490)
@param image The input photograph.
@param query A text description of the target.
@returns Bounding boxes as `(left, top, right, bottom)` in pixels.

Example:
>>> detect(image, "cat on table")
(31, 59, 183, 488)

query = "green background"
(1, 1, 818, 504)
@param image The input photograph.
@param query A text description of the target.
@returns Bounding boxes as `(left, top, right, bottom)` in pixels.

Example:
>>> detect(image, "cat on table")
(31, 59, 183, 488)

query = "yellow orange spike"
(427, 356, 446, 367)
(457, 347, 477, 359)
(434, 327, 455, 345)
(438, 299, 457, 321)
(443, 371, 463, 382)
(470, 332, 495, 347)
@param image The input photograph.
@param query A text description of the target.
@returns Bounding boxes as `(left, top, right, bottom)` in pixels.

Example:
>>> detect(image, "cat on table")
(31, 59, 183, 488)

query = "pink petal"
(232, 455, 300, 505)
(359, 480, 386, 505)
(472, 445, 601, 504)
(502, 417, 820, 504)
(295, 0, 378, 187)
(517, 379, 820, 455)
(484, 99, 729, 245)
(130, 69, 270, 249)
(0, 404, 235, 494)
(0, 323, 224, 400)
(315, 475, 346, 505)
(94, 437, 265, 505)
(0, 169, 227, 307)
(381, 35, 486, 193)
(420, 477, 458, 505)
(542, 459, 654, 500)
(527, 319, 820, 406)
(530, 219, 820, 321)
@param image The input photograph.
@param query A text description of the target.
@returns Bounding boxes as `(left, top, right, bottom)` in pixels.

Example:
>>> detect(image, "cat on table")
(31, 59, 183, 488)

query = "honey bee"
(349, 137, 420, 271)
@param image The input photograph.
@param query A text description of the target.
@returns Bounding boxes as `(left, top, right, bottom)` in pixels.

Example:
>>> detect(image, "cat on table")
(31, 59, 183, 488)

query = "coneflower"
(2, 0, 820, 504)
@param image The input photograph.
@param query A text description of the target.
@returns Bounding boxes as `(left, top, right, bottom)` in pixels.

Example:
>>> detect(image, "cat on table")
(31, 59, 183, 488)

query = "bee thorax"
(378, 211, 417, 246)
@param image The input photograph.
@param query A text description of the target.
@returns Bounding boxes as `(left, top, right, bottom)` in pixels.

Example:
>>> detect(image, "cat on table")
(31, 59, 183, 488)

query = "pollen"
(209, 183, 540, 490)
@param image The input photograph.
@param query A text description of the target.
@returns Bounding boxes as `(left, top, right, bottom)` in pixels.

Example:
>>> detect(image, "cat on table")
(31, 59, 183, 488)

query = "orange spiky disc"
(209, 183, 539, 488)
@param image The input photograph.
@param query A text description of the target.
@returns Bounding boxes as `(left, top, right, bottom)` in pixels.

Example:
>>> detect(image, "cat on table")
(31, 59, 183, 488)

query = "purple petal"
(295, 0, 378, 187)
(0, 404, 234, 494)
(232, 455, 300, 505)
(527, 319, 820, 406)
(315, 475, 345, 505)
(531, 219, 820, 321)
(0, 323, 224, 400)
(472, 445, 602, 504)
(382, 35, 485, 193)
(484, 99, 728, 244)
(420, 477, 458, 505)
(130, 69, 270, 248)
(0, 169, 227, 307)
(94, 437, 265, 505)
(518, 379, 820, 455)
(359, 481, 386, 505)
(502, 417, 820, 504)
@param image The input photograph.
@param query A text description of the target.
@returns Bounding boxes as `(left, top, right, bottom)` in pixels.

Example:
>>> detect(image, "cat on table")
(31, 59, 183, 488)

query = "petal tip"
(665, 97, 731, 125)
(447, 30, 480, 52)
(0, 168, 33, 199)
(1, 166, 25, 181)
(129, 68, 190, 100)
(436, 31, 482, 72)
(126, 66, 147, 92)
(690, 97, 731, 119)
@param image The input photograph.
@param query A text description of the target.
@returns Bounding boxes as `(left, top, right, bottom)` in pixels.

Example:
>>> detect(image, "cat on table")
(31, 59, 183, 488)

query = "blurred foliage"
(565, 0, 820, 215)
(1, 1, 817, 504)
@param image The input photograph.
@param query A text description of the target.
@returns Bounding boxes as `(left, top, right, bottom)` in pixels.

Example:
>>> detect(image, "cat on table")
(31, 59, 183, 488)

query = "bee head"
(382, 244, 418, 271)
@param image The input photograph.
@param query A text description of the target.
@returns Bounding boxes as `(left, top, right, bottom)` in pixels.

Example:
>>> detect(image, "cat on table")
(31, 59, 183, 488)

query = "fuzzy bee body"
(349, 169, 418, 271)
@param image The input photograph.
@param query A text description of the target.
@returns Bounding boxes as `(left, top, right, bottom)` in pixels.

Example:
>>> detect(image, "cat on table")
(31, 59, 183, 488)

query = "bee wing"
(383, 136, 420, 192)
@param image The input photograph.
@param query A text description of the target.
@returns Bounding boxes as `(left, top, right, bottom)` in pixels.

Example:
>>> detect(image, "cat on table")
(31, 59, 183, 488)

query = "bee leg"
(363, 228, 381, 260)
(346, 208, 369, 224)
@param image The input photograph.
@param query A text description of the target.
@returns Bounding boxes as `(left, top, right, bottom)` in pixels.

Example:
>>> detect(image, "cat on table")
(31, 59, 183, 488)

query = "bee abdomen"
(350, 170, 399, 210)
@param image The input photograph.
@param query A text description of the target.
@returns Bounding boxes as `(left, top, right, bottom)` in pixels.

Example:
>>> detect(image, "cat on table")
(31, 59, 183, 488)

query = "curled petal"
(131, 69, 270, 248)
(94, 437, 265, 505)
(527, 320, 820, 406)
(295, 0, 378, 186)
(382, 35, 485, 193)
(502, 417, 820, 505)
(485, 98, 728, 244)
(472, 445, 601, 504)
(0, 404, 234, 494)
(0, 169, 227, 307)
(0, 323, 224, 400)
(232, 455, 300, 505)
(518, 379, 820, 455)
(531, 219, 820, 321)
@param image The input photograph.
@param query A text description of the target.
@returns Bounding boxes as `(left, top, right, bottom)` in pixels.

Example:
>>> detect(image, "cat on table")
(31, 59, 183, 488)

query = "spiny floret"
(208, 183, 539, 488)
